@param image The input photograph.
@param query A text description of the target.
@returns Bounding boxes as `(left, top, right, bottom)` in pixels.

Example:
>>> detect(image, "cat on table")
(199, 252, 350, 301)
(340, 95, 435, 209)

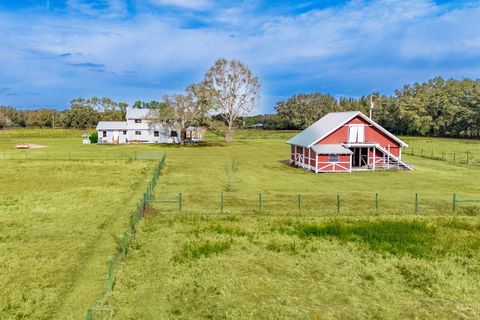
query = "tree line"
(0, 97, 128, 129)
(1, 72, 479, 139)
(272, 77, 480, 138)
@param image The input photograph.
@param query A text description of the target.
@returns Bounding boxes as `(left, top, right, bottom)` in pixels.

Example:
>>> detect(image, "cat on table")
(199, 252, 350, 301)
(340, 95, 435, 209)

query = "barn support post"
(415, 193, 419, 214)
(372, 148, 376, 170)
(452, 193, 456, 212)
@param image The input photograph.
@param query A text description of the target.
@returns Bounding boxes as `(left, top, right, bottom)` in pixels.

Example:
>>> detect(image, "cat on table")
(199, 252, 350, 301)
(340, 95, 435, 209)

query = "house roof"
(126, 107, 153, 119)
(311, 144, 353, 155)
(287, 111, 407, 147)
(96, 121, 128, 130)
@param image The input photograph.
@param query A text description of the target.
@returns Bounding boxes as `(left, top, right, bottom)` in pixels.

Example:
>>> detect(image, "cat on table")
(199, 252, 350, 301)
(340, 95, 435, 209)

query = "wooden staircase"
(375, 145, 414, 171)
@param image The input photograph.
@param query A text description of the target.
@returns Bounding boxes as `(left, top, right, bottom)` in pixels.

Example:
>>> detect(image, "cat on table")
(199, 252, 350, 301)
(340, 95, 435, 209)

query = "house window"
(154, 131, 159, 137)
(171, 131, 178, 137)
(102, 131, 107, 138)
(328, 154, 339, 162)
(123, 130, 127, 135)
(135, 131, 141, 135)
(134, 119, 141, 123)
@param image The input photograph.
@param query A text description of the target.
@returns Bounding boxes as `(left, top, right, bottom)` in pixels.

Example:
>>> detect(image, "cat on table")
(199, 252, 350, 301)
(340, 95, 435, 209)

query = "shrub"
(89, 131, 98, 143)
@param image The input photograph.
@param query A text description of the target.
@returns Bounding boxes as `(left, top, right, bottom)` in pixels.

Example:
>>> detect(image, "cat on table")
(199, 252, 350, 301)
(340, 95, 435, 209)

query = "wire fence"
(404, 147, 480, 166)
(150, 191, 480, 216)
(85, 153, 166, 320)
(0, 150, 165, 161)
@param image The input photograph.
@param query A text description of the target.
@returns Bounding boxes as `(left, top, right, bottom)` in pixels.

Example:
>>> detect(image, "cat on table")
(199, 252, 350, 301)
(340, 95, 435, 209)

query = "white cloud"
(1, 0, 480, 110)
(148, 0, 212, 11)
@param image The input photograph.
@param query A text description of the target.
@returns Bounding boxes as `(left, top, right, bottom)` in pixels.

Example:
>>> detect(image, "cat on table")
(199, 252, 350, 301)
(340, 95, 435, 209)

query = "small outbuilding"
(287, 111, 412, 173)
(184, 126, 206, 143)
(82, 132, 91, 144)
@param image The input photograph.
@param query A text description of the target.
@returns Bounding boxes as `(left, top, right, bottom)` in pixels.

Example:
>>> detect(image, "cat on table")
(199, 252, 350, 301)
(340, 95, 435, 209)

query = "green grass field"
(1, 129, 479, 319)
(0, 157, 155, 319)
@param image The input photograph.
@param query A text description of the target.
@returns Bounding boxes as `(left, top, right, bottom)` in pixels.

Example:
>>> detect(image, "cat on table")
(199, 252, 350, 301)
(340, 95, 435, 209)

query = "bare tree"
(202, 58, 260, 142)
(159, 86, 213, 144)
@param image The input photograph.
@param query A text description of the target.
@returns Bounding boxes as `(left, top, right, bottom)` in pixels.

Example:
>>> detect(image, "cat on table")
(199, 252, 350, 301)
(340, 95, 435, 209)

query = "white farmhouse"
(96, 108, 180, 144)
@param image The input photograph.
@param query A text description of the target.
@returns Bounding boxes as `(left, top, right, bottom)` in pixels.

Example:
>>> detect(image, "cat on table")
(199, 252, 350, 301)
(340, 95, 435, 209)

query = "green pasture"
(109, 213, 480, 319)
(0, 159, 154, 319)
(0, 128, 480, 319)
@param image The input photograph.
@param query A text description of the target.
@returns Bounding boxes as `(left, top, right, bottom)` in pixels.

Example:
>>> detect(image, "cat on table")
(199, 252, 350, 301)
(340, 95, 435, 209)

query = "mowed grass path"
(0, 159, 153, 319)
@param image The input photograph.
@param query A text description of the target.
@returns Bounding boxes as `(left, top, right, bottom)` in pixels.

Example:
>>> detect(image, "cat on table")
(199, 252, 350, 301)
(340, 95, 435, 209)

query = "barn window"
(154, 131, 159, 137)
(135, 130, 141, 135)
(171, 131, 178, 137)
(134, 119, 141, 123)
(123, 130, 127, 135)
(102, 131, 107, 138)
(328, 154, 339, 162)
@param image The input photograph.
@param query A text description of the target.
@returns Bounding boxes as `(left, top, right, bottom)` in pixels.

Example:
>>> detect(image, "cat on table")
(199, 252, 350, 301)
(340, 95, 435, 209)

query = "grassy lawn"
(109, 213, 480, 319)
(0, 159, 154, 319)
(402, 136, 480, 165)
(1, 129, 479, 319)
(104, 133, 479, 319)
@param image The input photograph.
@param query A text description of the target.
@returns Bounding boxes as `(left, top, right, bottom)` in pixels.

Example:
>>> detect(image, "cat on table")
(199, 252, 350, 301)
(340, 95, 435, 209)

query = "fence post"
(431, 150, 433, 159)
(453, 152, 456, 163)
(452, 193, 456, 212)
(411, 147, 414, 156)
(441, 152, 445, 161)
(415, 192, 419, 214)
(259, 193, 262, 213)
(336, 194, 340, 213)
(107, 259, 114, 292)
(220, 192, 224, 214)
(420, 148, 423, 157)
(179, 193, 182, 211)
(297, 193, 301, 213)
(134, 151, 137, 160)
(375, 192, 379, 211)
(86, 308, 93, 320)
(466, 151, 469, 164)
(69, 151, 71, 161)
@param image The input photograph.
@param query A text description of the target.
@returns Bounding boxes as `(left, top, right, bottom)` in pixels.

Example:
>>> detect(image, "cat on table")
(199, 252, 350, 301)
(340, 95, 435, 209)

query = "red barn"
(287, 111, 412, 173)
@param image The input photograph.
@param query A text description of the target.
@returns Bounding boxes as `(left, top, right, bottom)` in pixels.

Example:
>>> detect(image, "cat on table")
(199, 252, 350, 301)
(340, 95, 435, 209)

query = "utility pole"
(369, 95, 374, 119)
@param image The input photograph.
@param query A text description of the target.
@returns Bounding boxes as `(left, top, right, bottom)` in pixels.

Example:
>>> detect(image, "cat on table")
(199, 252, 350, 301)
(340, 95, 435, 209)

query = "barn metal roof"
(311, 144, 353, 155)
(96, 121, 128, 130)
(287, 111, 407, 147)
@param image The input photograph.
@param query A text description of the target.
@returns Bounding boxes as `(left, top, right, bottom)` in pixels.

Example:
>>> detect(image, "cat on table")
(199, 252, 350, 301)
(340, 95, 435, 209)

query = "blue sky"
(0, 0, 479, 113)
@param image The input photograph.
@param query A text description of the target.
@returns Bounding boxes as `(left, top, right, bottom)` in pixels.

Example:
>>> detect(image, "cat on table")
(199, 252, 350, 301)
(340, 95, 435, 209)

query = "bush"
(89, 131, 98, 143)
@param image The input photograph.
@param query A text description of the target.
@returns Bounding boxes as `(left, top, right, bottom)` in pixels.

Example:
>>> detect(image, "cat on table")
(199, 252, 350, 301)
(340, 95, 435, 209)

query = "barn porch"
(343, 143, 411, 171)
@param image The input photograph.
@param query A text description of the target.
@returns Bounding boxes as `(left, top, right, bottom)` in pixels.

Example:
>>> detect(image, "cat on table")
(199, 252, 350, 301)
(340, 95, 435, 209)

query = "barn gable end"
(288, 111, 412, 173)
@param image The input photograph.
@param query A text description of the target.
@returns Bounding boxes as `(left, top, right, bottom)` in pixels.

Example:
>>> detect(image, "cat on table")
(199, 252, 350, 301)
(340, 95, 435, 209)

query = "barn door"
(348, 126, 358, 143)
(357, 126, 365, 142)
